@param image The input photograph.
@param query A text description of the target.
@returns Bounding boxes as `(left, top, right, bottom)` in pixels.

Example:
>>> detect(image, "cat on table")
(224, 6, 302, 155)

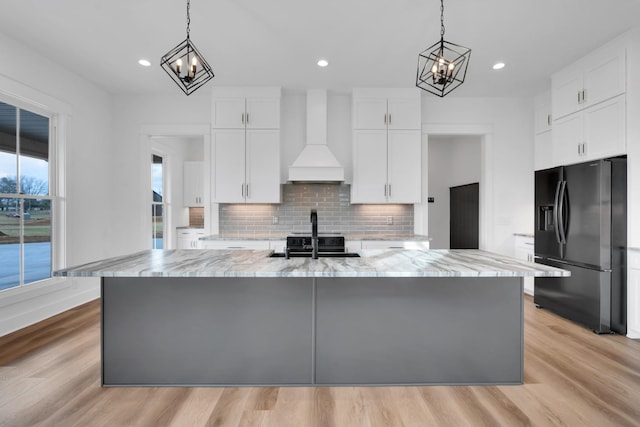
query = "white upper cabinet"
(552, 95, 625, 166)
(352, 89, 421, 131)
(534, 91, 552, 135)
(386, 97, 421, 130)
(212, 87, 281, 129)
(211, 87, 281, 204)
(352, 98, 388, 130)
(212, 129, 280, 204)
(351, 88, 422, 204)
(183, 161, 204, 207)
(550, 36, 627, 166)
(386, 131, 422, 203)
(534, 91, 554, 171)
(552, 44, 625, 120)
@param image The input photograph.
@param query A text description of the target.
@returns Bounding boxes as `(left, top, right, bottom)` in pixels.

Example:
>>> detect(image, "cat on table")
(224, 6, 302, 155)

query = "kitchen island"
(54, 249, 568, 387)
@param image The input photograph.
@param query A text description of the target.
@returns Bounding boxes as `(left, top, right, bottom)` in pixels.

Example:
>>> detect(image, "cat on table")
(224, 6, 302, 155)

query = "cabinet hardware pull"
(241, 183, 244, 197)
(241, 113, 245, 124)
(388, 114, 391, 125)
(388, 184, 391, 197)
(246, 113, 249, 124)
(246, 184, 249, 198)
(582, 90, 586, 103)
(547, 114, 551, 126)
(384, 114, 387, 125)
(384, 184, 387, 197)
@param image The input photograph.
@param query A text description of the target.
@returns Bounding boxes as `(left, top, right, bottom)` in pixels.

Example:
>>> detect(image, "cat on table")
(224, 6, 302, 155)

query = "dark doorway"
(450, 183, 479, 249)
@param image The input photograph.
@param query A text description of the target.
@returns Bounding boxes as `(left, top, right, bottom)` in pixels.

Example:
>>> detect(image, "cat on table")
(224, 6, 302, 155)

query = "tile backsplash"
(219, 184, 414, 236)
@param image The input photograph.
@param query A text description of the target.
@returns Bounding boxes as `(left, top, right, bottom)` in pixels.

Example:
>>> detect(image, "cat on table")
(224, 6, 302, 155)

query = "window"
(151, 154, 164, 249)
(0, 101, 54, 291)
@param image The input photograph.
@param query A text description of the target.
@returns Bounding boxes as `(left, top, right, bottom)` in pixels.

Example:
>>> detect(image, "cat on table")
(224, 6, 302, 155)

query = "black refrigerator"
(534, 157, 626, 334)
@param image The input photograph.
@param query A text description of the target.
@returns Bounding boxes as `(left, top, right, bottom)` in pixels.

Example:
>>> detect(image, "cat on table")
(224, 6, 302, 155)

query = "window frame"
(0, 83, 68, 302)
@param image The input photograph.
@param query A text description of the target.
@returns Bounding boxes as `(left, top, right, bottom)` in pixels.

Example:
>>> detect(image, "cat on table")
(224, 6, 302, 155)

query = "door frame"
(416, 124, 494, 251)
(139, 124, 213, 250)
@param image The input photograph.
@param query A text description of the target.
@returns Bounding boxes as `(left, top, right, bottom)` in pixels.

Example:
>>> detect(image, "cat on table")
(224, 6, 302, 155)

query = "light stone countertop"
(513, 233, 534, 238)
(199, 234, 431, 241)
(53, 249, 569, 278)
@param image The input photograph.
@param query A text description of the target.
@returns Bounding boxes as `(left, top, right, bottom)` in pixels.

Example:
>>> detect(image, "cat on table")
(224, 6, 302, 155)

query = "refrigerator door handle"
(553, 180, 562, 244)
(558, 180, 568, 244)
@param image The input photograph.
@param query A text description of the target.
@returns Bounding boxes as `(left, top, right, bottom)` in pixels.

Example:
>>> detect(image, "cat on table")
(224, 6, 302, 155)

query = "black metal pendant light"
(416, 0, 471, 97)
(160, 0, 215, 95)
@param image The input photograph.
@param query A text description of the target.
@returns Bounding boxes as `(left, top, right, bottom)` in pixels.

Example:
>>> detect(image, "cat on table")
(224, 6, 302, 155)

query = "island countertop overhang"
(53, 249, 570, 278)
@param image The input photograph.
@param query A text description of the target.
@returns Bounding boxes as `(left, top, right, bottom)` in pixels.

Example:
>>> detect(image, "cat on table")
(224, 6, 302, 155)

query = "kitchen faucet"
(310, 209, 318, 259)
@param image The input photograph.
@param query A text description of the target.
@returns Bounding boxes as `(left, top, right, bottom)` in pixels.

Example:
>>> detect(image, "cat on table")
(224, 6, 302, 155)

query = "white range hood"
(288, 89, 345, 182)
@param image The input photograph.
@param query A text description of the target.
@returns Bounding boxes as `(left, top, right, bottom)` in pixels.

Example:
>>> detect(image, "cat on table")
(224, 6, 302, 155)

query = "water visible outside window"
(0, 102, 52, 291)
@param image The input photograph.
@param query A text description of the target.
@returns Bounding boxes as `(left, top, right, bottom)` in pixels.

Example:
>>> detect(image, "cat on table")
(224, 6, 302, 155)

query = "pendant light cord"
(186, 0, 191, 39)
(440, 0, 445, 40)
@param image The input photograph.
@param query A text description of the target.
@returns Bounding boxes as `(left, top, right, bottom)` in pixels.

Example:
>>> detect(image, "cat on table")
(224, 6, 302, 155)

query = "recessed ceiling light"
(317, 59, 328, 67)
(492, 62, 505, 70)
(138, 59, 151, 67)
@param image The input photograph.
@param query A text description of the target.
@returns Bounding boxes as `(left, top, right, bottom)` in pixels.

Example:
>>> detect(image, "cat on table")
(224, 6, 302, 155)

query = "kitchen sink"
(269, 251, 360, 258)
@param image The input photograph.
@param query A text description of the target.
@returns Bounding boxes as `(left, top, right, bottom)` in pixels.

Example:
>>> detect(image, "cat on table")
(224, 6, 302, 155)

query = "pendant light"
(416, 0, 471, 97)
(160, 0, 215, 95)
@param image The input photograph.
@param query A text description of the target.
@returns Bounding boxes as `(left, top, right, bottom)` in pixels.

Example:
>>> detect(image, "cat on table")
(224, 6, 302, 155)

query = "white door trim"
(418, 124, 494, 251)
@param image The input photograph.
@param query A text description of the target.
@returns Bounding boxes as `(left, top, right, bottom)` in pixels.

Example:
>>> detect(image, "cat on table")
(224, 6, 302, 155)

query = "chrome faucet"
(310, 209, 318, 259)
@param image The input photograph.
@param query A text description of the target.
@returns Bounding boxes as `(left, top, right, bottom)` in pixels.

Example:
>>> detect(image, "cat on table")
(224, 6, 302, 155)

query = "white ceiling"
(1, 0, 639, 97)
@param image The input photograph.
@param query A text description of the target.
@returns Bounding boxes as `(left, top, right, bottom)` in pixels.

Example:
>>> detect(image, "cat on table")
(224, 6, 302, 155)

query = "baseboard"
(0, 279, 100, 337)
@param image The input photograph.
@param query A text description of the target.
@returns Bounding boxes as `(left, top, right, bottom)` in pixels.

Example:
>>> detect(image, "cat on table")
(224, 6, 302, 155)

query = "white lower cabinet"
(513, 235, 535, 295)
(177, 229, 205, 249)
(269, 240, 287, 252)
(201, 240, 270, 250)
(628, 251, 640, 339)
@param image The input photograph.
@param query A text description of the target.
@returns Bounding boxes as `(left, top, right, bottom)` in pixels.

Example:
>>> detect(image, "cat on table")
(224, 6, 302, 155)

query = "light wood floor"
(1, 296, 639, 427)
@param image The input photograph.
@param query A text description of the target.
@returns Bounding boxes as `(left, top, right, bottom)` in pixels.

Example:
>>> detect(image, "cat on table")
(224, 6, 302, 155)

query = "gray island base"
(55, 249, 569, 387)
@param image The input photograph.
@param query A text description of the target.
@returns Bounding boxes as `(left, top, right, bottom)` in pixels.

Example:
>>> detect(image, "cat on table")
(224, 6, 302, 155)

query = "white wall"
(625, 28, 640, 338)
(428, 136, 482, 249)
(421, 97, 534, 256)
(0, 31, 113, 336)
(110, 94, 211, 256)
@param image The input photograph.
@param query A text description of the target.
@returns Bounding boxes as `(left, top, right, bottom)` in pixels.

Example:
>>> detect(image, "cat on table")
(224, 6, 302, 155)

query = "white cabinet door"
(213, 130, 246, 203)
(552, 113, 583, 166)
(183, 161, 204, 207)
(387, 97, 421, 130)
(351, 130, 388, 203)
(353, 98, 387, 130)
(534, 91, 552, 135)
(212, 98, 246, 129)
(552, 68, 583, 120)
(534, 131, 554, 171)
(582, 95, 626, 162)
(245, 130, 280, 203)
(177, 229, 204, 249)
(387, 130, 421, 203)
(245, 98, 280, 129)
(552, 43, 626, 121)
(583, 46, 626, 109)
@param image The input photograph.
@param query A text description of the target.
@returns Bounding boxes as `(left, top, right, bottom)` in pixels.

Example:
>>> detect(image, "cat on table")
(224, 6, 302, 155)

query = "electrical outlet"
(386, 216, 393, 225)
(272, 216, 279, 224)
